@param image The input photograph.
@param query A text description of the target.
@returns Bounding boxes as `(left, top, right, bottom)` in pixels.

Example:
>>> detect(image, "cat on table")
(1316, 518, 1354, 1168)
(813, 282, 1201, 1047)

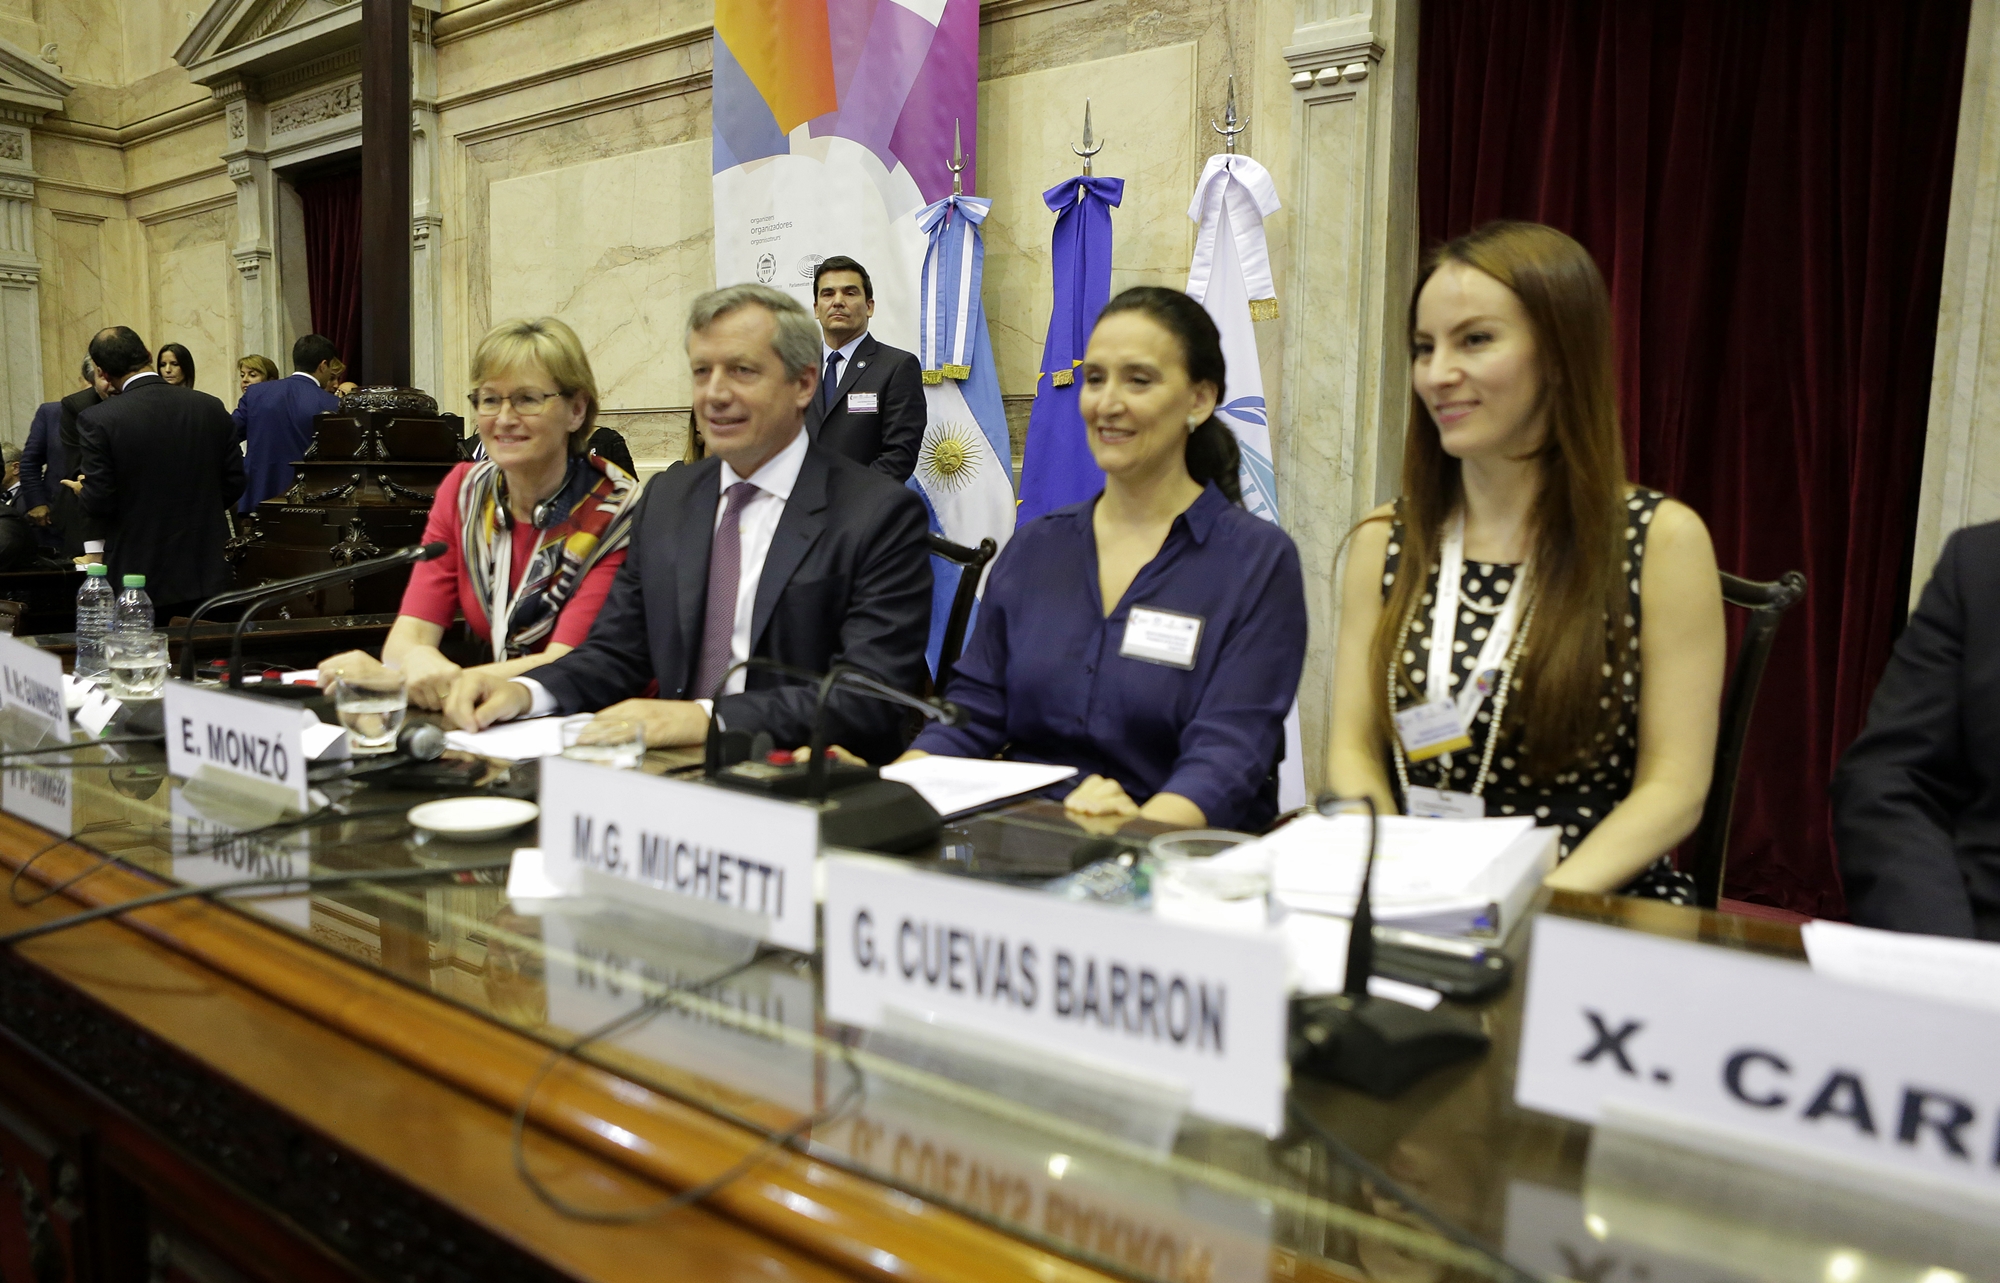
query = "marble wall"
(144, 203, 239, 403)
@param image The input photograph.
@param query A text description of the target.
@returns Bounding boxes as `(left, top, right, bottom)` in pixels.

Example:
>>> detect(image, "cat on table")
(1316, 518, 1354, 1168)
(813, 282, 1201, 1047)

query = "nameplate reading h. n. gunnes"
(536, 755, 818, 953)
(0, 635, 73, 833)
(1517, 914, 2000, 1207)
(823, 853, 1290, 1135)
(163, 681, 309, 809)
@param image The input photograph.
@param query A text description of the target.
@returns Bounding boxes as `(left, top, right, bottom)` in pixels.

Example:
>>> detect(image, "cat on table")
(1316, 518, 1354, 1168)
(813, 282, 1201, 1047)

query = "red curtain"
(297, 168, 363, 384)
(1418, 0, 1970, 917)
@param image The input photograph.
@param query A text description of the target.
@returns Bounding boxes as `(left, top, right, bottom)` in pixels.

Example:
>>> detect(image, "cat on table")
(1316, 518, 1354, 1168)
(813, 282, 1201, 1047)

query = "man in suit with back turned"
(1835, 519, 2000, 940)
(445, 283, 932, 762)
(20, 358, 95, 553)
(76, 326, 245, 622)
(804, 256, 927, 482)
(234, 332, 341, 512)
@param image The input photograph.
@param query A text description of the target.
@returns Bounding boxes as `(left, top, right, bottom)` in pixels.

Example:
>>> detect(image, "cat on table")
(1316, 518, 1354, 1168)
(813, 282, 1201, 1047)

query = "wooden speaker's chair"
(1686, 569, 1808, 908)
(926, 533, 998, 694)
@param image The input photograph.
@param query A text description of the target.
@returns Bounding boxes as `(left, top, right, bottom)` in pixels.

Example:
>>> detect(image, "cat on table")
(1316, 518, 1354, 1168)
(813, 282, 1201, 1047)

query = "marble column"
(412, 7, 445, 399)
(0, 113, 45, 444)
(1276, 0, 1421, 788)
(1913, 0, 2000, 602)
(220, 76, 286, 370)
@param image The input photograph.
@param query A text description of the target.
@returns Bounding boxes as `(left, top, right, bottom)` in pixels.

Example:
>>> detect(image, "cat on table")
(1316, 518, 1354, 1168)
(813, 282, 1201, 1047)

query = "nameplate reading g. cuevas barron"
(823, 853, 1291, 1135)
(1517, 914, 2000, 1206)
(536, 754, 818, 953)
(163, 680, 309, 809)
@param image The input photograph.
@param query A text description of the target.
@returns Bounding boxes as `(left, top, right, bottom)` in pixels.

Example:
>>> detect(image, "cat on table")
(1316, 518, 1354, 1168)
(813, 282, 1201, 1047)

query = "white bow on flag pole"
(1186, 153, 1305, 810)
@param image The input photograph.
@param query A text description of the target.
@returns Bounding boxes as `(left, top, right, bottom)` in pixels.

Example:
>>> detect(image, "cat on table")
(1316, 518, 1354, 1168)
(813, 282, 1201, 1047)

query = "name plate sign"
(0, 635, 71, 832)
(163, 680, 309, 810)
(536, 755, 817, 952)
(823, 854, 1290, 1135)
(1518, 914, 2000, 1204)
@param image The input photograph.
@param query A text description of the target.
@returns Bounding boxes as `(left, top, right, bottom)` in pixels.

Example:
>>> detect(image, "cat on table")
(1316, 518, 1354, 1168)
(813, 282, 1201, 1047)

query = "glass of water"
(560, 714, 645, 769)
(333, 671, 408, 755)
(103, 630, 169, 700)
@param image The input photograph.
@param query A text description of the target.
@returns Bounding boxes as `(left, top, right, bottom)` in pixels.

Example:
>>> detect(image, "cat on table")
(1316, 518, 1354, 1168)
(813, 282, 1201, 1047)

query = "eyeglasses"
(469, 388, 564, 417)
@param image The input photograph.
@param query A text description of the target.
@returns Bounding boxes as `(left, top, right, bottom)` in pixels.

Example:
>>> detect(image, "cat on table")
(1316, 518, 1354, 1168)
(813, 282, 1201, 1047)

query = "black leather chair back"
(926, 533, 998, 694)
(1686, 568, 1807, 908)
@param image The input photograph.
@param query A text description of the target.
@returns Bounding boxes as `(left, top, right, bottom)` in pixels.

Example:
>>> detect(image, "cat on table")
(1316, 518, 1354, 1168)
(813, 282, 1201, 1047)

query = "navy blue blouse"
(912, 484, 1307, 830)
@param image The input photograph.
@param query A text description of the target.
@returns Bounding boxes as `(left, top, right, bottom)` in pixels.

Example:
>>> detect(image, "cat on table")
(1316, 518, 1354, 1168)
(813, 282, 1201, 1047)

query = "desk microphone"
(306, 722, 447, 783)
(1288, 795, 1492, 1097)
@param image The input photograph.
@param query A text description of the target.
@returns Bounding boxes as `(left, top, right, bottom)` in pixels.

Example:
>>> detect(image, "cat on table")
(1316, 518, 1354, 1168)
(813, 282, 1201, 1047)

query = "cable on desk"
(1285, 1100, 1546, 1283)
(509, 957, 867, 1225)
(0, 736, 165, 760)
(0, 860, 508, 950)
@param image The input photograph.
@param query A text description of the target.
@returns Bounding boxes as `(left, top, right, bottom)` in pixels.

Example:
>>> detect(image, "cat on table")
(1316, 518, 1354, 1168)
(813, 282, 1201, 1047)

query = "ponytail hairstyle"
(1370, 221, 1631, 778)
(1095, 286, 1243, 505)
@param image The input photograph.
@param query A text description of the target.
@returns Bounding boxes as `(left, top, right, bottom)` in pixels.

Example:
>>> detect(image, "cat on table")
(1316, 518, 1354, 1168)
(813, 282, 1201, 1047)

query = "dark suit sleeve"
(19, 412, 50, 510)
(871, 351, 927, 483)
(77, 411, 117, 522)
(713, 486, 933, 762)
(588, 427, 637, 479)
(1833, 530, 1980, 936)
(532, 479, 664, 711)
(219, 406, 246, 510)
(233, 394, 250, 447)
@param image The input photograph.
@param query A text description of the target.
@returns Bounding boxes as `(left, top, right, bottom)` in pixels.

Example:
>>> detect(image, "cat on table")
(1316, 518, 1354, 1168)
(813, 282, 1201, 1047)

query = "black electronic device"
(1288, 796, 1492, 1097)
(178, 541, 448, 691)
(306, 722, 447, 783)
(1372, 932, 1513, 1003)
(699, 659, 959, 853)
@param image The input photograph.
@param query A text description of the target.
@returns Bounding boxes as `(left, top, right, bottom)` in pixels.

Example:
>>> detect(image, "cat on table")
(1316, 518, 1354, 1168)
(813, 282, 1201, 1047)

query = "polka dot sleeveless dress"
(1382, 489, 1697, 905)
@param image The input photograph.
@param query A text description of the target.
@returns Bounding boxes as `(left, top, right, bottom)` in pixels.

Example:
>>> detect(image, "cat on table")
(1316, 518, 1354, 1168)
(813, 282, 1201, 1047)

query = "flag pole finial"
(949, 118, 965, 196)
(1072, 99, 1103, 176)
(1211, 74, 1246, 155)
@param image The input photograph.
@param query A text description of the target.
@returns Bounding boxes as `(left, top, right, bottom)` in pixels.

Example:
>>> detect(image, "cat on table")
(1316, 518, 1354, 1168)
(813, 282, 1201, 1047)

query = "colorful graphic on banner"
(711, 0, 978, 348)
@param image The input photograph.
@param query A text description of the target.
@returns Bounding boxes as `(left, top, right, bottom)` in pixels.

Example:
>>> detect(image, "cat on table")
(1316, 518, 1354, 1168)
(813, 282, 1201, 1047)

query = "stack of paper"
(878, 756, 1077, 818)
(1237, 813, 1558, 940)
(443, 715, 567, 762)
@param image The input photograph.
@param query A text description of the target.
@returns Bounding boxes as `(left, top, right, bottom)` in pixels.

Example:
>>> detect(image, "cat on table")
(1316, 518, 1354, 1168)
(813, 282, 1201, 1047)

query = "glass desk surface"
(3, 733, 1977, 1283)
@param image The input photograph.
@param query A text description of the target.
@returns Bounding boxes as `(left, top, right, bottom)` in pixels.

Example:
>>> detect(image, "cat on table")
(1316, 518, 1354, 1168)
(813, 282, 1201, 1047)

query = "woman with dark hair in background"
(1326, 221, 1724, 900)
(903, 286, 1306, 832)
(157, 343, 195, 390)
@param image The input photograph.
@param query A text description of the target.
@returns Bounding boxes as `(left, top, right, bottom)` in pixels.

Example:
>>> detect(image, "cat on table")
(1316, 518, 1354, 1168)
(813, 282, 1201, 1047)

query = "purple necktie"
(692, 481, 759, 699)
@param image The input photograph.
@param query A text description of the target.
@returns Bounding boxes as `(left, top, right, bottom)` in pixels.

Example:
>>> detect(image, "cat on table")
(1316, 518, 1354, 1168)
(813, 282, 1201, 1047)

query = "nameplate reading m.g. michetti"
(1517, 914, 2000, 1204)
(823, 853, 1291, 1135)
(163, 680, 309, 810)
(0, 635, 72, 833)
(536, 755, 818, 953)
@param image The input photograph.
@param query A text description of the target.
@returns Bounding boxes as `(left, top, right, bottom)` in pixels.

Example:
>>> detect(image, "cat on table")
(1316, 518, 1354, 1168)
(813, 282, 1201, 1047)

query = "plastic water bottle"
(74, 564, 113, 679)
(113, 574, 154, 636)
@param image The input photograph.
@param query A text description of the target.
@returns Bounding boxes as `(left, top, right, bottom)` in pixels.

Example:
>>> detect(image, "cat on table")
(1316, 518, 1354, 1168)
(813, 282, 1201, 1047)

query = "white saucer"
(408, 796, 539, 842)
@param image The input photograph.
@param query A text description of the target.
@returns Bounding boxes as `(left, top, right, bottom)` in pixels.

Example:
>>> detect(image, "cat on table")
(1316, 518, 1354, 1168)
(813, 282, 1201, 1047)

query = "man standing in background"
(20, 358, 92, 552)
(235, 333, 341, 512)
(804, 256, 926, 482)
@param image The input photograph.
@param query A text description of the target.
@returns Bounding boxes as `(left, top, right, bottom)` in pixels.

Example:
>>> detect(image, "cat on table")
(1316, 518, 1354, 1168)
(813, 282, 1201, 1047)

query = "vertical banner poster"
(711, 0, 979, 349)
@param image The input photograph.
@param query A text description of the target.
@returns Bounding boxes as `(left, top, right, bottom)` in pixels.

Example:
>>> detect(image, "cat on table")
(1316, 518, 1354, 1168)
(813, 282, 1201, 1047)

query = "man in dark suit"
(803, 256, 926, 482)
(0, 446, 40, 571)
(446, 283, 931, 763)
(76, 326, 246, 621)
(49, 359, 113, 561)
(234, 332, 341, 511)
(1834, 520, 2000, 939)
(19, 358, 92, 550)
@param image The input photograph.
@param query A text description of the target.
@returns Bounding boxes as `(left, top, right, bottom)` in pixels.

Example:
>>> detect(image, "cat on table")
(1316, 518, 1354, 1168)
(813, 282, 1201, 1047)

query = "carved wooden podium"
(231, 388, 464, 617)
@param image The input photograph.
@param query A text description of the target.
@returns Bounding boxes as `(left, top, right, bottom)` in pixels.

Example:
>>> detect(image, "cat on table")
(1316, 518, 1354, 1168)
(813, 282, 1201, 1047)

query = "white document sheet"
(443, 715, 567, 762)
(878, 756, 1078, 818)
(1802, 918, 2000, 1016)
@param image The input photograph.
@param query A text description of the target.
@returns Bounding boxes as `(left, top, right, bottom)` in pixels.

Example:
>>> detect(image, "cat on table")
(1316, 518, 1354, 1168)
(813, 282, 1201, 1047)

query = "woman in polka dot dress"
(1326, 222, 1726, 903)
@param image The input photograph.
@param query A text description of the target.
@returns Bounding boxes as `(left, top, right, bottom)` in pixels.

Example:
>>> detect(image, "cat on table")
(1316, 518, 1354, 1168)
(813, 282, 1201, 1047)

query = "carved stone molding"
(0, 176, 32, 200)
(271, 80, 361, 134)
(1283, 15, 1386, 94)
(0, 131, 20, 162)
(227, 156, 252, 181)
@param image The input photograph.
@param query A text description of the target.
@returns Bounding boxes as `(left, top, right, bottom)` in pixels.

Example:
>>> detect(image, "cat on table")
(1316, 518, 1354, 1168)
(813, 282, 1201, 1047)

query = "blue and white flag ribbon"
(911, 193, 1016, 676)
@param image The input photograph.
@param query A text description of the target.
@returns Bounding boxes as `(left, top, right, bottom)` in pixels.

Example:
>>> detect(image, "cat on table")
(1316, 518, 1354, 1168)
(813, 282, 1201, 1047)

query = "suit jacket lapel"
(677, 460, 722, 659)
(751, 444, 829, 652)
(833, 333, 877, 403)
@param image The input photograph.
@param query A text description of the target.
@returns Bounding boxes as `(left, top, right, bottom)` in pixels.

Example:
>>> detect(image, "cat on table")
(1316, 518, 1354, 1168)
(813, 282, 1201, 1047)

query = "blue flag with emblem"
(1017, 175, 1124, 525)
(911, 192, 1016, 675)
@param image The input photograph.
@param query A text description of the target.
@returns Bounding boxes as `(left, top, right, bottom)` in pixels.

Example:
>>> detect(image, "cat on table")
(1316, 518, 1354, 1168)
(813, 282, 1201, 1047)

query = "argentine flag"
(911, 193, 1015, 674)
(1186, 153, 1305, 808)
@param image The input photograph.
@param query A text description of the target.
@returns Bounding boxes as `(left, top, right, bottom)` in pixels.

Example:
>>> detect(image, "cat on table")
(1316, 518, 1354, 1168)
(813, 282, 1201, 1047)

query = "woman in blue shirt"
(907, 287, 1307, 831)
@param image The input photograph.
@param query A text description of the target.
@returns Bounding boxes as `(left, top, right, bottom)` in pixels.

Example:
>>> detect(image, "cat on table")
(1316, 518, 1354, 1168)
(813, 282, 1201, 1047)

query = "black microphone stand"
(1288, 795, 1491, 1097)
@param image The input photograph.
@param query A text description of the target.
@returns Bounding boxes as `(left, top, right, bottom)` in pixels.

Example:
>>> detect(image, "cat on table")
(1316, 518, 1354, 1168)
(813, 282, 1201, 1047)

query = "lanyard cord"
(1390, 588, 1537, 803)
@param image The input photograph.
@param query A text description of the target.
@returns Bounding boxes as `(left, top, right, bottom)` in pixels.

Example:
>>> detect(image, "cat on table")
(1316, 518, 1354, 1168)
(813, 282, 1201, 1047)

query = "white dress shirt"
(514, 427, 810, 716)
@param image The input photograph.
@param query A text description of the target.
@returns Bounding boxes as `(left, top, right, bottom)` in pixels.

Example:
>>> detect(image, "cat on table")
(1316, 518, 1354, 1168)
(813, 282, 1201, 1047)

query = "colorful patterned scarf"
(458, 453, 639, 659)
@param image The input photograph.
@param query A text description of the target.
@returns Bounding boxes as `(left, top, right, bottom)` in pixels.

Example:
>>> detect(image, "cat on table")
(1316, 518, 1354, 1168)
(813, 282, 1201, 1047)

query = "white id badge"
(1393, 698, 1473, 761)
(1119, 606, 1203, 669)
(846, 391, 879, 414)
(1405, 785, 1486, 820)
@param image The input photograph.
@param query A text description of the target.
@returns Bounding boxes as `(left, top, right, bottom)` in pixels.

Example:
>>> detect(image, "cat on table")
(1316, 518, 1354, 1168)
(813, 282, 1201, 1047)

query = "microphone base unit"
(1288, 992, 1491, 1098)
(707, 764, 942, 854)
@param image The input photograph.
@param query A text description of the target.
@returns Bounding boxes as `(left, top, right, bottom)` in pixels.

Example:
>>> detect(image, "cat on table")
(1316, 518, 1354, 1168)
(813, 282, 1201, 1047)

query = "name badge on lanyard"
(1120, 606, 1203, 670)
(1393, 512, 1526, 768)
